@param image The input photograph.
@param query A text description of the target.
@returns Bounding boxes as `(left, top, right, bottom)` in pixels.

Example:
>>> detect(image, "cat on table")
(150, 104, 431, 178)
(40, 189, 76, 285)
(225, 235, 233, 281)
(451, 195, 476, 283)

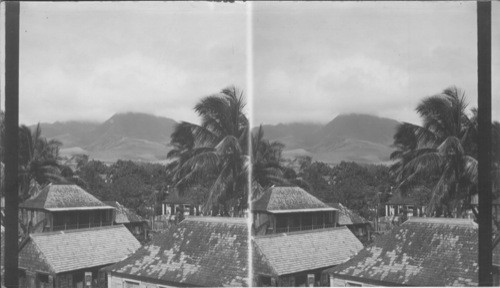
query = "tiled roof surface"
(327, 203, 369, 226)
(104, 217, 249, 287)
(252, 186, 334, 212)
(254, 226, 363, 276)
(19, 225, 140, 274)
(327, 217, 479, 286)
(20, 184, 111, 210)
(104, 201, 146, 224)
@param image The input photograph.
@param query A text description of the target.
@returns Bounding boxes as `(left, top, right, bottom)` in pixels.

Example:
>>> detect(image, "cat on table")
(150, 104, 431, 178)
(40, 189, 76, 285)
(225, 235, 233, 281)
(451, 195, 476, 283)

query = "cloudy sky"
(0, 2, 499, 126)
(253, 1, 500, 126)
(1, 2, 247, 125)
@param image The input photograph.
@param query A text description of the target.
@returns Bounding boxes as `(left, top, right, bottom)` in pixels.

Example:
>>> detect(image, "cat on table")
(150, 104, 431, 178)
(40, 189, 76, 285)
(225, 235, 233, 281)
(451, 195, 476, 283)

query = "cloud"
(252, 1, 494, 126)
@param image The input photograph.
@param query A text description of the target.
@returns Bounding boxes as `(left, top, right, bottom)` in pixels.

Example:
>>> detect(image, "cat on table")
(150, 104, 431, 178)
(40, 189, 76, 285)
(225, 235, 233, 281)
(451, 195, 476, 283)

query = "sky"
(1, 2, 248, 125)
(253, 1, 500, 126)
(0, 2, 499, 126)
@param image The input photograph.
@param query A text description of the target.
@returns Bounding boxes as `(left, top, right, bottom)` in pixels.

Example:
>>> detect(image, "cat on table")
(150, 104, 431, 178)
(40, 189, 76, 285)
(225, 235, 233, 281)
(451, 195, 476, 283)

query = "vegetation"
(391, 86, 500, 217)
(168, 86, 249, 214)
(251, 125, 288, 190)
(18, 124, 65, 201)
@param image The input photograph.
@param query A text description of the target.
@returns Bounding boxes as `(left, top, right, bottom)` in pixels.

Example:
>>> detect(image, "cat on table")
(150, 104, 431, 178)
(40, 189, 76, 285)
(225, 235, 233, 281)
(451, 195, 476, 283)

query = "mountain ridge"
(35, 112, 177, 163)
(257, 113, 400, 165)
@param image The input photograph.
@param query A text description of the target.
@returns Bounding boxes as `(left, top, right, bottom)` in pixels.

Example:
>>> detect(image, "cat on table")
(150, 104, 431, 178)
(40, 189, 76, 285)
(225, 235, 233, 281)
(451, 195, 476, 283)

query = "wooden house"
(252, 186, 338, 235)
(161, 193, 201, 218)
(103, 201, 148, 241)
(327, 203, 371, 243)
(384, 190, 426, 219)
(325, 217, 495, 286)
(103, 217, 249, 287)
(16, 184, 141, 287)
(19, 184, 115, 232)
(18, 225, 140, 288)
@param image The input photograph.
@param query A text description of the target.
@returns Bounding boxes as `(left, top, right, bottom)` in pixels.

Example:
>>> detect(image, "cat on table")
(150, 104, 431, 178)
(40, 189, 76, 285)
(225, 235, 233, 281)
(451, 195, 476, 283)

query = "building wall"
(107, 274, 177, 288)
(329, 276, 375, 287)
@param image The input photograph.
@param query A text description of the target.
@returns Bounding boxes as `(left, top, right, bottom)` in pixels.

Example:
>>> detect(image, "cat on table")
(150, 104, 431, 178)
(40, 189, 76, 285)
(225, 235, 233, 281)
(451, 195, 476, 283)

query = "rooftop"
(254, 226, 363, 276)
(104, 201, 146, 224)
(252, 186, 336, 213)
(103, 217, 249, 287)
(19, 225, 140, 274)
(326, 217, 481, 286)
(20, 184, 113, 211)
(327, 203, 369, 226)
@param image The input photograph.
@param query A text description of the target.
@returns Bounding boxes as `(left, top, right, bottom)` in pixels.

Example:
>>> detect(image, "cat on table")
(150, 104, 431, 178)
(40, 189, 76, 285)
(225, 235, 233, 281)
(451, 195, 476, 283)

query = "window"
(125, 280, 140, 288)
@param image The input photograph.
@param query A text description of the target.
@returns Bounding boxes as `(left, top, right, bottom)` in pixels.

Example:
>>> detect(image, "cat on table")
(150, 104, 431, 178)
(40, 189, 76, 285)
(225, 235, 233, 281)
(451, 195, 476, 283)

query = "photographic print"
(1, 1, 499, 287)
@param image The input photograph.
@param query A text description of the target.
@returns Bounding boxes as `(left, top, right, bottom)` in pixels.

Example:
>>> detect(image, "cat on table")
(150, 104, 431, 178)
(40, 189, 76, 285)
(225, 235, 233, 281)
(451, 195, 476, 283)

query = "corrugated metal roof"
(326, 217, 481, 286)
(104, 201, 146, 224)
(327, 203, 369, 226)
(254, 226, 363, 276)
(104, 217, 249, 287)
(19, 225, 140, 274)
(252, 186, 335, 213)
(20, 184, 112, 211)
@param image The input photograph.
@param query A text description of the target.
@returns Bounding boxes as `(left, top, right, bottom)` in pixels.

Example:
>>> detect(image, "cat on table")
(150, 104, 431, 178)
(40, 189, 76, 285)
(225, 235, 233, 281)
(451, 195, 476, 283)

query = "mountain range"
(38, 112, 400, 165)
(37, 112, 177, 163)
(258, 114, 400, 165)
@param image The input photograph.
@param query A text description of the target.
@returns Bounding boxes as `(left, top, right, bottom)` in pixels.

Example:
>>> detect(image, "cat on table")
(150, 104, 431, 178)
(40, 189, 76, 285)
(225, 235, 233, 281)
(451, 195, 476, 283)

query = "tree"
(168, 86, 249, 213)
(391, 87, 483, 217)
(251, 125, 288, 190)
(18, 124, 64, 200)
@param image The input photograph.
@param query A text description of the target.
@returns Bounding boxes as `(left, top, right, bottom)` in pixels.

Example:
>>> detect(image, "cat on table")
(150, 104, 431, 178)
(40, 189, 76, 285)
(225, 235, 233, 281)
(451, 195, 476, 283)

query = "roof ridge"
(26, 237, 57, 274)
(254, 226, 348, 239)
(252, 241, 280, 276)
(30, 224, 126, 236)
(183, 216, 247, 225)
(406, 217, 477, 227)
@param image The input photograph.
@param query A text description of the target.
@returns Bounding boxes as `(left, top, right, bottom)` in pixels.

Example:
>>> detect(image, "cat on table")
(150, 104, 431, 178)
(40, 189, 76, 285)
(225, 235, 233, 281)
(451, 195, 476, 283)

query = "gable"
(254, 227, 363, 276)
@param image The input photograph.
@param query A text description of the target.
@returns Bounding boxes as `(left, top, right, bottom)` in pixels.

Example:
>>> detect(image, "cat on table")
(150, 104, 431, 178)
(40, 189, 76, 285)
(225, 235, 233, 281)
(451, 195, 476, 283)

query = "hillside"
(257, 114, 400, 165)
(36, 112, 177, 163)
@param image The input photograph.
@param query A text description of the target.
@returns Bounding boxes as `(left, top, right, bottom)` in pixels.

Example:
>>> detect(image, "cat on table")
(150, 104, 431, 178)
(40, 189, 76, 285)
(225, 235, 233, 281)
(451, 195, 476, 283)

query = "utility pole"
(477, 1, 492, 286)
(4, 1, 20, 287)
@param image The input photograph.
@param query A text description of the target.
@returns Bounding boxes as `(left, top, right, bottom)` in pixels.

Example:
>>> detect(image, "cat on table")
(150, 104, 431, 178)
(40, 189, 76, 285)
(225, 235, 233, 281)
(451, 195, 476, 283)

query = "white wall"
(107, 274, 177, 288)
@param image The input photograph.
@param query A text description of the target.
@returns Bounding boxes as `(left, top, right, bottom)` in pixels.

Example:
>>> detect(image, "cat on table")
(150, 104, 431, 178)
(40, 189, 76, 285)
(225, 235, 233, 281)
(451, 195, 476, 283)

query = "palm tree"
(168, 86, 249, 214)
(391, 87, 478, 217)
(18, 124, 64, 200)
(251, 125, 289, 190)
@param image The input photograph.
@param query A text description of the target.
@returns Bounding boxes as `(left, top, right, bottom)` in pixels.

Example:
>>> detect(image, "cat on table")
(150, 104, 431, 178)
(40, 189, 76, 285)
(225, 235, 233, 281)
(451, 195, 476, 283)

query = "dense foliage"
(294, 158, 394, 220)
(390, 87, 500, 217)
(168, 86, 249, 214)
(75, 159, 172, 217)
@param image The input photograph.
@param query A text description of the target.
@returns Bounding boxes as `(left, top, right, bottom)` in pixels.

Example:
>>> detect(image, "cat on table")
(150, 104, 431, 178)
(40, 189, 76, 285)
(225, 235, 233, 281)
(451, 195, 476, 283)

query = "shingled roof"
(103, 217, 249, 287)
(253, 226, 363, 276)
(327, 203, 369, 226)
(326, 218, 480, 286)
(252, 186, 336, 213)
(18, 225, 140, 274)
(104, 201, 146, 224)
(20, 184, 113, 211)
